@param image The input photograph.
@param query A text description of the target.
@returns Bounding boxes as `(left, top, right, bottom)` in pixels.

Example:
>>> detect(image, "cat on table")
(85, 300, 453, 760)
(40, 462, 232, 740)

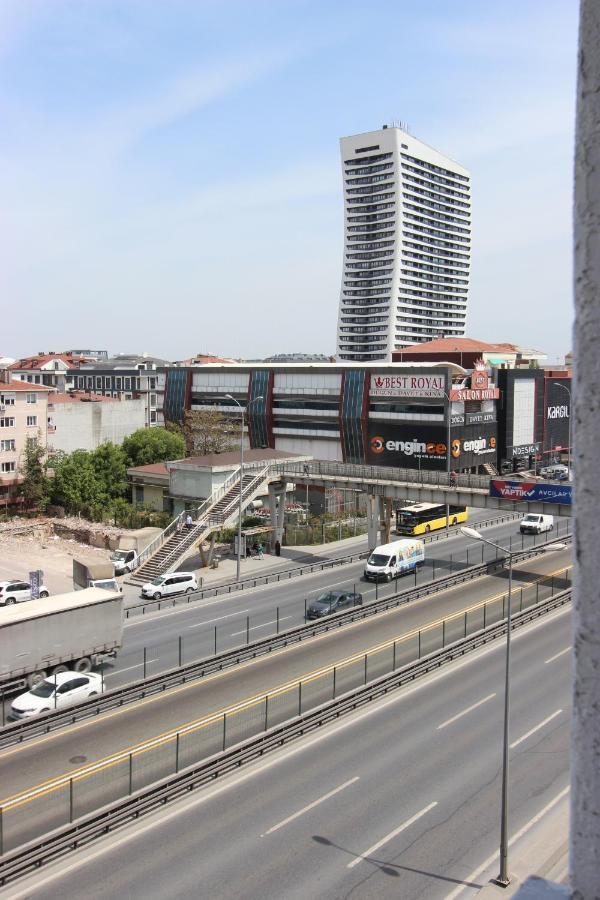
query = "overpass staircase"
(127, 465, 271, 585)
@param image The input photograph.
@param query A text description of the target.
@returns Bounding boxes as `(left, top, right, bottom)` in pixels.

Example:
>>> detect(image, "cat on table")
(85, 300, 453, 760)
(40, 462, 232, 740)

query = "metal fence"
(123, 509, 528, 618)
(0, 565, 572, 856)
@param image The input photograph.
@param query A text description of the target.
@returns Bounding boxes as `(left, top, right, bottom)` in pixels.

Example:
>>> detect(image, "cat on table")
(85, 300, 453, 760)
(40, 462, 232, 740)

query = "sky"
(1, 0, 578, 363)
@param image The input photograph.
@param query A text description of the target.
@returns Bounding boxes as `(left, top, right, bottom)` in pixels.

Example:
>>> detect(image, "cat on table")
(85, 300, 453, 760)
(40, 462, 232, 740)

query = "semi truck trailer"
(0, 587, 123, 693)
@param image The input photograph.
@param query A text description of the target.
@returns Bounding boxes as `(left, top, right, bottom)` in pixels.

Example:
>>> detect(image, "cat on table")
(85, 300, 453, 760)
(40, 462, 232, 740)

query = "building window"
(148, 377, 157, 389)
(34, 375, 41, 384)
(105, 377, 112, 390)
(150, 410, 157, 423)
(26, 415, 37, 427)
(115, 377, 122, 390)
(0, 395, 15, 406)
(124, 377, 131, 390)
(0, 440, 16, 451)
(26, 393, 37, 404)
(1, 462, 16, 473)
(0, 418, 15, 428)
(150, 394, 157, 407)
(95, 377, 102, 389)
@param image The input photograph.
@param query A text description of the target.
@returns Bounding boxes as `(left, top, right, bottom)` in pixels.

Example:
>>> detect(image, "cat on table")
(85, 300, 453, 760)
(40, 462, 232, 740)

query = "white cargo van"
(520, 514, 554, 535)
(364, 539, 425, 582)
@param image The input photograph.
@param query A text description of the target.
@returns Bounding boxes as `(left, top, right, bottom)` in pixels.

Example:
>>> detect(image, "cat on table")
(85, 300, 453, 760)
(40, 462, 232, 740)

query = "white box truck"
(364, 539, 425, 582)
(0, 587, 123, 694)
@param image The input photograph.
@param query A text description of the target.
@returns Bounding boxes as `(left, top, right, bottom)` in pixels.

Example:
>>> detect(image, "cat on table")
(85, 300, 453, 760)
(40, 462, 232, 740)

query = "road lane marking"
(107, 664, 143, 675)
(0, 557, 571, 779)
(188, 610, 249, 629)
(262, 777, 359, 836)
(544, 646, 570, 664)
(1, 609, 570, 898)
(347, 801, 438, 868)
(510, 710, 563, 749)
(436, 694, 496, 730)
(443, 785, 570, 900)
(230, 616, 293, 637)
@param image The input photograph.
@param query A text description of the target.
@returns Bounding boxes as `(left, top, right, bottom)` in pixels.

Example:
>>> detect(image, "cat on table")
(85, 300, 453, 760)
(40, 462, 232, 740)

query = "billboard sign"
(452, 422, 498, 469)
(29, 569, 43, 600)
(544, 379, 571, 453)
(489, 480, 572, 506)
(465, 411, 496, 426)
(367, 422, 448, 470)
(370, 372, 446, 399)
(509, 442, 541, 458)
(449, 387, 500, 401)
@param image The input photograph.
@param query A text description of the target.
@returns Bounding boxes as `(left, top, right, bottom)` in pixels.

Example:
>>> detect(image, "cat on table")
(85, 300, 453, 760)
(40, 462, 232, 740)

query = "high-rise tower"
(336, 125, 471, 361)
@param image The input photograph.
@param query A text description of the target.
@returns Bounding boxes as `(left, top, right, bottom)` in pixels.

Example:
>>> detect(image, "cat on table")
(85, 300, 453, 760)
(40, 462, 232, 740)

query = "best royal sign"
(370, 373, 446, 398)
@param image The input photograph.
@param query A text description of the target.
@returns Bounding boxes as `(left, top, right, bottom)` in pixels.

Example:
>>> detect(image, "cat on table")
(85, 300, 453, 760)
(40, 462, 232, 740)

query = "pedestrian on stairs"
(185, 512, 193, 529)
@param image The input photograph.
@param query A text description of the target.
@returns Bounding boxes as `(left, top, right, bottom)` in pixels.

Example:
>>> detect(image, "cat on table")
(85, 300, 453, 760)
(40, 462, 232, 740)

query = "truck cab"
(110, 549, 138, 575)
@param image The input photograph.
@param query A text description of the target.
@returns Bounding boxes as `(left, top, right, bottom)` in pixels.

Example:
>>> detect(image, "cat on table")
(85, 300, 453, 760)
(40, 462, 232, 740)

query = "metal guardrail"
(0, 535, 572, 750)
(0, 586, 572, 885)
(124, 509, 527, 618)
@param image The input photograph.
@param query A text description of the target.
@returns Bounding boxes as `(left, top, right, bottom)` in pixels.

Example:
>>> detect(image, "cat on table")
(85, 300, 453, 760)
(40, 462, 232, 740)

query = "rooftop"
(8, 353, 88, 371)
(0, 380, 53, 392)
(170, 448, 305, 469)
(48, 391, 119, 404)
(127, 463, 169, 477)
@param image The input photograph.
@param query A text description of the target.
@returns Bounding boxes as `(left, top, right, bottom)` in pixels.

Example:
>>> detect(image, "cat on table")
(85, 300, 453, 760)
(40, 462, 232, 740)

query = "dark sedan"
(306, 590, 363, 620)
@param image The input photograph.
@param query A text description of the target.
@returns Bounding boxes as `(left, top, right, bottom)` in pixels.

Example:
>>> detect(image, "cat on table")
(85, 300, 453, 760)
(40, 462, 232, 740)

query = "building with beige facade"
(0, 379, 50, 503)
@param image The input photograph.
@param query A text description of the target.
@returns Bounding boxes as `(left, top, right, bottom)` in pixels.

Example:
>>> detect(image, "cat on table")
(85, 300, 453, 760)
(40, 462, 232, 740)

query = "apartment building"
(0, 379, 50, 502)
(75, 354, 171, 427)
(8, 352, 89, 391)
(337, 125, 471, 362)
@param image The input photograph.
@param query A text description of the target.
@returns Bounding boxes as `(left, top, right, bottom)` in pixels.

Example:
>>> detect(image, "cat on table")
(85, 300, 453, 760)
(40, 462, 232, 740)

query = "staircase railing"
(134, 462, 273, 575)
(216, 465, 271, 523)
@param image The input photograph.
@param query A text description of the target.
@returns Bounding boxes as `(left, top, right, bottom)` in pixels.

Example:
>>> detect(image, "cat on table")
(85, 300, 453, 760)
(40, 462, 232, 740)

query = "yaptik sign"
(370, 373, 446, 399)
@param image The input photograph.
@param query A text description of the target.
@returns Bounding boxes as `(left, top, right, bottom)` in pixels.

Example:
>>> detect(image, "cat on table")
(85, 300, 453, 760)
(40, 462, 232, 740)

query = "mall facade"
(159, 362, 501, 474)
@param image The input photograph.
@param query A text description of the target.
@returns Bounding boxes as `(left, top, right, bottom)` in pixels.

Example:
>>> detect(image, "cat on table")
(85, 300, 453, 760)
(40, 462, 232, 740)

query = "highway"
(108, 515, 570, 685)
(3, 600, 572, 899)
(0, 547, 571, 852)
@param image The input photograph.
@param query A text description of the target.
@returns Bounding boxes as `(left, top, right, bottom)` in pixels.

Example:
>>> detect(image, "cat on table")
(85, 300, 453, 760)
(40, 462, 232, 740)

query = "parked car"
(9, 671, 103, 719)
(141, 572, 197, 600)
(306, 590, 362, 620)
(520, 514, 554, 535)
(0, 580, 49, 606)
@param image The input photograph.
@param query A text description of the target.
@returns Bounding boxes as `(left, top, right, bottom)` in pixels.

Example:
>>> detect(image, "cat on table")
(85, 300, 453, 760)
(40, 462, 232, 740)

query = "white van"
(364, 539, 425, 582)
(520, 514, 554, 535)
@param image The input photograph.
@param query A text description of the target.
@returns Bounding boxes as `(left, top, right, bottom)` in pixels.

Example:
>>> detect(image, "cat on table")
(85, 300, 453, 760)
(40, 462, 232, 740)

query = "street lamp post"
(461, 524, 513, 885)
(225, 393, 263, 582)
(552, 382, 572, 480)
(459, 525, 566, 886)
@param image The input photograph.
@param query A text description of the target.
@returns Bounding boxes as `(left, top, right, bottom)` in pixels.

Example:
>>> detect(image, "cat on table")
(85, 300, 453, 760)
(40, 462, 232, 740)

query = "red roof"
(400, 337, 518, 354)
(8, 353, 88, 371)
(0, 380, 52, 392)
(127, 463, 169, 476)
(48, 391, 117, 404)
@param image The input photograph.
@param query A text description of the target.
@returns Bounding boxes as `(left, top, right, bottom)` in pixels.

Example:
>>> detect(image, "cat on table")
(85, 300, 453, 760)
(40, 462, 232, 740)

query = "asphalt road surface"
(0, 547, 571, 852)
(4, 602, 572, 900)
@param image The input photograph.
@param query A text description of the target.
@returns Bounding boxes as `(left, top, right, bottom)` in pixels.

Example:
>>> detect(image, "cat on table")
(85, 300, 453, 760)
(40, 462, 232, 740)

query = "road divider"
(0, 587, 572, 887)
(0, 569, 572, 858)
(0, 538, 572, 746)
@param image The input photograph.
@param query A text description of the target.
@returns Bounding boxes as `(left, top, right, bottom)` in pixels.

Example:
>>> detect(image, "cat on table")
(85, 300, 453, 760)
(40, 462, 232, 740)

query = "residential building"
(47, 392, 147, 453)
(0, 377, 50, 502)
(336, 125, 472, 362)
(75, 354, 171, 427)
(393, 336, 547, 369)
(8, 352, 90, 391)
(159, 361, 500, 474)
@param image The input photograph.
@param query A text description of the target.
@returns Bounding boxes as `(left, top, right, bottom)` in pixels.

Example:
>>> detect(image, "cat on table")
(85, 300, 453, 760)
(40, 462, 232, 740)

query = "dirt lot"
(0, 521, 113, 595)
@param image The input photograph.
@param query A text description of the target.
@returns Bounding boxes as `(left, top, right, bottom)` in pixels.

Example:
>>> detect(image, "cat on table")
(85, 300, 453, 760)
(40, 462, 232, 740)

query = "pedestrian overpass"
(267, 460, 571, 549)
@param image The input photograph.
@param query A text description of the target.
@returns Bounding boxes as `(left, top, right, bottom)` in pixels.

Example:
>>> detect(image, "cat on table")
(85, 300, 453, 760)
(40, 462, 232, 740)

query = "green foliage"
(19, 436, 49, 510)
(122, 427, 185, 468)
(47, 443, 127, 516)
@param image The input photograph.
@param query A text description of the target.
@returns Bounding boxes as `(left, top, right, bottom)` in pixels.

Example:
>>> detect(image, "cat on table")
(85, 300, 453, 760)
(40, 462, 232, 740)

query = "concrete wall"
(48, 398, 146, 453)
(138, 484, 164, 512)
(169, 466, 233, 501)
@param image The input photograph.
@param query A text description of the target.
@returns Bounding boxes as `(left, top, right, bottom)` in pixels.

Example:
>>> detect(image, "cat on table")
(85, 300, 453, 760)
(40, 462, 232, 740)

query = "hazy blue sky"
(1, 0, 577, 363)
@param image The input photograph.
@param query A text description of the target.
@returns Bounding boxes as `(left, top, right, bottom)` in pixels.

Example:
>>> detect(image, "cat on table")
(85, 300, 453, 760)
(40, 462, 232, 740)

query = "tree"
(91, 442, 127, 502)
(122, 427, 185, 468)
(19, 436, 49, 509)
(48, 450, 104, 514)
(182, 408, 239, 456)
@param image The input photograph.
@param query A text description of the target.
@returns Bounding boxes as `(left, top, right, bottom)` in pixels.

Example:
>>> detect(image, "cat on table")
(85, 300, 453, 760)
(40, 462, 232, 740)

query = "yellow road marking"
(0, 563, 571, 811)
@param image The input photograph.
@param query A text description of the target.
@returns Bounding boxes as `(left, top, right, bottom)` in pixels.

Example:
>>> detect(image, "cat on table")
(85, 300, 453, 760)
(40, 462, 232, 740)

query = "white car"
(141, 572, 197, 600)
(0, 580, 50, 606)
(9, 671, 103, 719)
